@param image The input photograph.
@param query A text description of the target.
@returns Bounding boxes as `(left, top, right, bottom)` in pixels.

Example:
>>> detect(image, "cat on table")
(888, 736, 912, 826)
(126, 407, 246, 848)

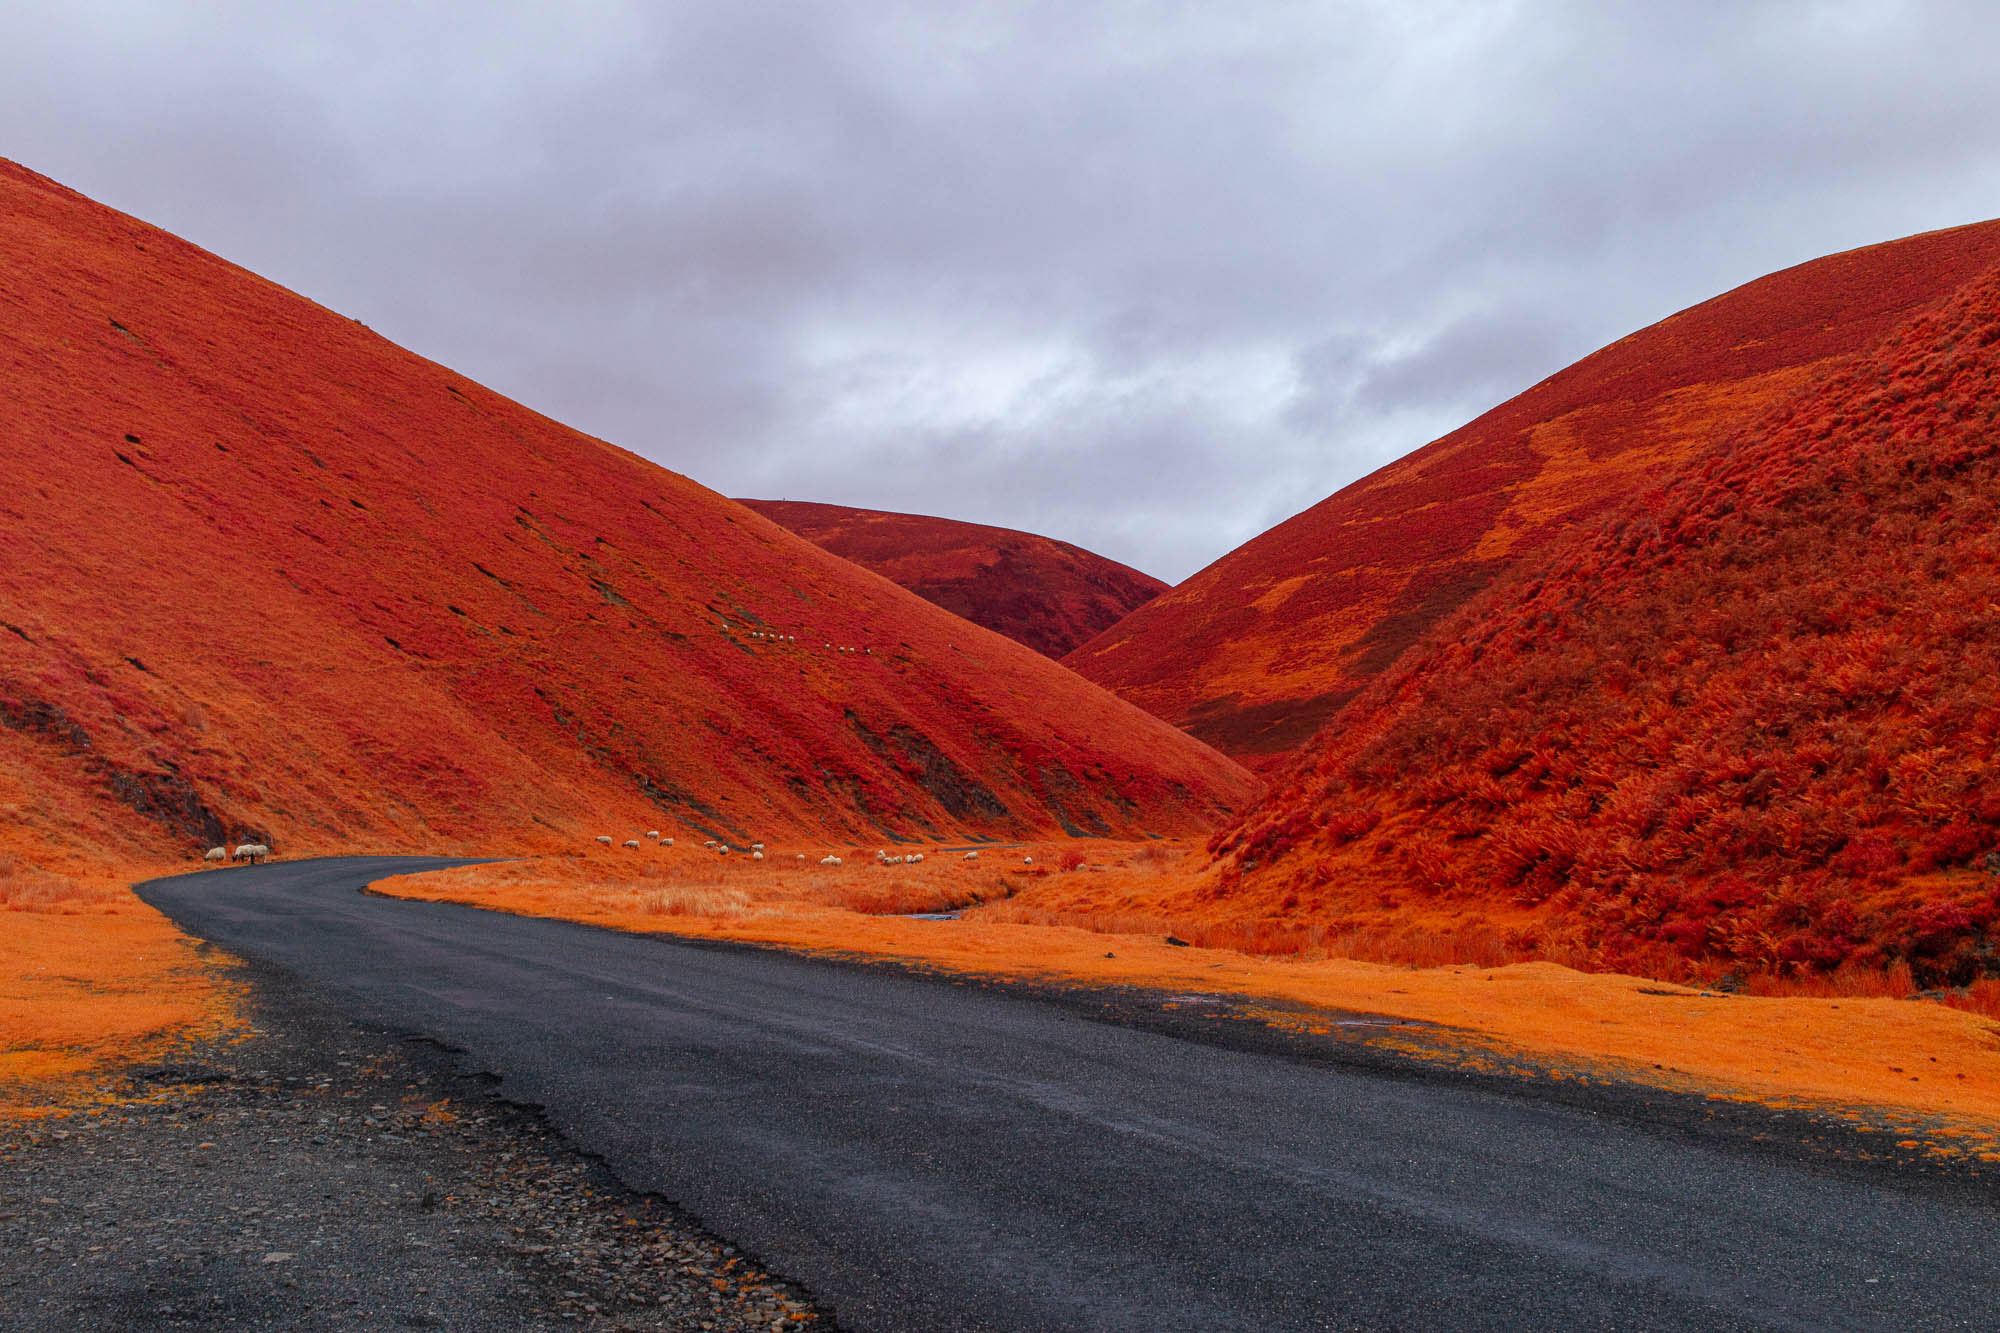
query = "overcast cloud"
(7, 1, 1999, 580)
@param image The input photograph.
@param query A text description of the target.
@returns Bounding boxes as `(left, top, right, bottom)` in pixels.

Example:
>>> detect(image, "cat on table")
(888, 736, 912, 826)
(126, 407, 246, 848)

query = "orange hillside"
(1205, 252, 2000, 988)
(740, 499, 1167, 660)
(1066, 220, 2000, 765)
(0, 159, 1256, 875)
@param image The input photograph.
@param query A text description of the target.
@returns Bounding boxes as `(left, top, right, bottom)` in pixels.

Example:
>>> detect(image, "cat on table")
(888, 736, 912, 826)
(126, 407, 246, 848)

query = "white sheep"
(908, 852, 923, 864)
(819, 855, 843, 866)
(751, 842, 764, 851)
(963, 851, 979, 861)
(595, 835, 613, 846)
(752, 851, 765, 861)
(1023, 855, 1034, 865)
(662, 838, 675, 848)
(622, 839, 640, 849)
(204, 846, 227, 863)
(646, 830, 661, 840)
(796, 854, 806, 862)
(718, 845, 730, 856)
(233, 843, 269, 864)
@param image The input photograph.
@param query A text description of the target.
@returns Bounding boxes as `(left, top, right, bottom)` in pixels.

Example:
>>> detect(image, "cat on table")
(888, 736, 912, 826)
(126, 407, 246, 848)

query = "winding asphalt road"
(140, 857, 1998, 1332)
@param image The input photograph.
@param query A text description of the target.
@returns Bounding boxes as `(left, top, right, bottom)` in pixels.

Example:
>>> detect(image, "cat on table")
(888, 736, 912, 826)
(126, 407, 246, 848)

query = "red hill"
(1067, 221, 2000, 766)
(739, 500, 1166, 660)
(1208, 251, 2000, 986)
(0, 161, 1255, 871)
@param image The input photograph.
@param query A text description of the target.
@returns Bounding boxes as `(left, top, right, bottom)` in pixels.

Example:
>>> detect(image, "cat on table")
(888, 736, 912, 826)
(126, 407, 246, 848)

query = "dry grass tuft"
(0, 858, 120, 913)
(638, 887, 751, 918)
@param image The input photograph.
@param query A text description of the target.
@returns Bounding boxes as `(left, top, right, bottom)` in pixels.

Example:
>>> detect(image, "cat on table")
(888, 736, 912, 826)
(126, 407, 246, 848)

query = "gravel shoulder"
(0, 954, 828, 1332)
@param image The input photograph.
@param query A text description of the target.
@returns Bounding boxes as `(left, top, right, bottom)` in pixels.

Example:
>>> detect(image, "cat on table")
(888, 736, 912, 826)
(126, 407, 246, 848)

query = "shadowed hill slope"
(739, 500, 1167, 659)
(1066, 220, 2000, 766)
(0, 161, 1255, 871)
(1203, 255, 2000, 984)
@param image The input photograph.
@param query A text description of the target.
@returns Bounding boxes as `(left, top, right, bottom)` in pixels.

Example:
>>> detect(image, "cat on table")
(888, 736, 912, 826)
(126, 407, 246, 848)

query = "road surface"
(140, 857, 2000, 1332)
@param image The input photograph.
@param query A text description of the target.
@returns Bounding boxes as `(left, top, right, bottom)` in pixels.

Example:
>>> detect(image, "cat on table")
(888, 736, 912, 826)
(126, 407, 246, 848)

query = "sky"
(8, 2, 2000, 583)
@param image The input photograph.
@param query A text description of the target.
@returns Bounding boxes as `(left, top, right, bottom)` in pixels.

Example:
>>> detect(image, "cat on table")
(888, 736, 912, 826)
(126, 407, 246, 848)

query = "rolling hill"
(1203, 248, 2000, 985)
(0, 160, 1255, 874)
(1066, 220, 2000, 766)
(738, 500, 1166, 659)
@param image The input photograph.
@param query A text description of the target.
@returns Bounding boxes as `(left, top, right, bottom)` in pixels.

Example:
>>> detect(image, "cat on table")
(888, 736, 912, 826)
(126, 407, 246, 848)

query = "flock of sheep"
(738, 626, 872, 657)
(204, 833, 1035, 873)
(591, 833, 1035, 868)
(204, 842, 271, 864)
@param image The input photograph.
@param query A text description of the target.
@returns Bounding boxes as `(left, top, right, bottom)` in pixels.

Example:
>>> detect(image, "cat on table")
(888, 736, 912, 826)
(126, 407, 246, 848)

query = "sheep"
(662, 838, 675, 848)
(819, 855, 843, 867)
(882, 855, 904, 866)
(595, 835, 613, 846)
(232, 843, 269, 864)
(751, 842, 764, 851)
(752, 850, 765, 861)
(703, 839, 719, 850)
(204, 846, 227, 863)
(622, 839, 640, 849)
(908, 852, 923, 864)
(963, 851, 979, 861)
(1023, 855, 1034, 865)
(646, 830, 661, 840)
(718, 845, 730, 856)
(796, 854, 806, 862)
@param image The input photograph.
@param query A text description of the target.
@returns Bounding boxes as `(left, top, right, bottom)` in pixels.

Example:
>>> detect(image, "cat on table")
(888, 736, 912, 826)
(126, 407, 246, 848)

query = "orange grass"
(0, 858, 241, 1118)
(374, 846, 2000, 1137)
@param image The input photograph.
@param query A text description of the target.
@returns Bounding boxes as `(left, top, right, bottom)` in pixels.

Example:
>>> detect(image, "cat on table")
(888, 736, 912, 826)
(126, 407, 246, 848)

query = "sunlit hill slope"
(1207, 253, 2000, 985)
(1067, 221, 2000, 766)
(0, 161, 1256, 872)
(739, 500, 1167, 660)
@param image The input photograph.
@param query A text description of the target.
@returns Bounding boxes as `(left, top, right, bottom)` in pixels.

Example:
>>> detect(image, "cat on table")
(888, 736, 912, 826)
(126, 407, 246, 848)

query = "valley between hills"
(7, 156, 2000, 1328)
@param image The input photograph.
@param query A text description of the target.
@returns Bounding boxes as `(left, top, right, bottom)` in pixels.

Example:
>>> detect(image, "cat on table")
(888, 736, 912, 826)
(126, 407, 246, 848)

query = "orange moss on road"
(373, 853, 2000, 1139)
(0, 859, 239, 1118)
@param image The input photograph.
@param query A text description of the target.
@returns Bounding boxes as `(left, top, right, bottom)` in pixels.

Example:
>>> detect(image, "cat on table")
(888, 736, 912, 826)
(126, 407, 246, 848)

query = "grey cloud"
(7, 1, 2000, 581)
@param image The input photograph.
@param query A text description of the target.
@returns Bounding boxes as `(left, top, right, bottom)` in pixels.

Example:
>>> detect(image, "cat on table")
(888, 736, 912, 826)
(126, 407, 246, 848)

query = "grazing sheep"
(796, 854, 806, 862)
(751, 842, 764, 851)
(718, 845, 730, 856)
(908, 853, 923, 864)
(646, 830, 661, 840)
(204, 846, 227, 863)
(622, 839, 640, 849)
(819, 855, 843, 867)
(963, 851, 979, 861)
(752, 851, 765, 861)
(232, 843, 269, 864)
(662, 838, 674, 848)
(703, 839, 719, 850)
(595, 835, 613, 846)
(1023, 855, 1034, 865)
